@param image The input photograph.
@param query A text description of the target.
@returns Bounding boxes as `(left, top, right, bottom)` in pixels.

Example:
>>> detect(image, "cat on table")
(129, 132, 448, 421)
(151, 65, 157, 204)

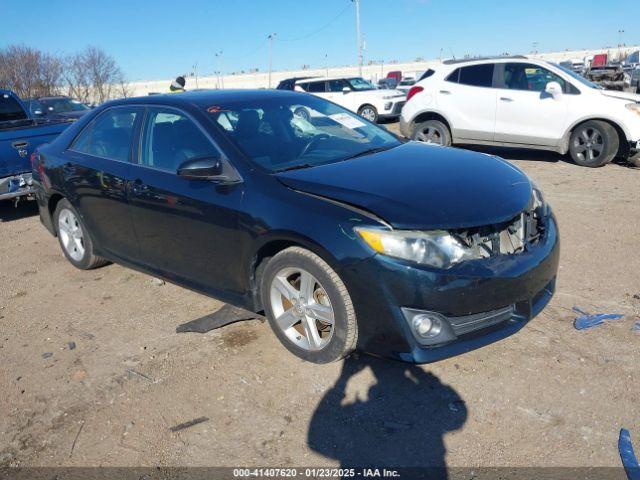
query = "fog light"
(412, 314, 442, 338)
(384, 102, 393, 110)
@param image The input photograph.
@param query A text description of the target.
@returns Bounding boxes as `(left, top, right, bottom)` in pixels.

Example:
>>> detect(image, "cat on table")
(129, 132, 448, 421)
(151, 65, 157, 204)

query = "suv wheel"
(54, 199, 108, 270)
(357, 105, 378, 123)
(569, 120, 619, 167)
(261, 247, 357, 364)
(412, 120, 452, 146)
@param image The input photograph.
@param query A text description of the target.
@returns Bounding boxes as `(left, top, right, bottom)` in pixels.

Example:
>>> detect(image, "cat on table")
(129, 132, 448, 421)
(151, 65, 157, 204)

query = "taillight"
(407, 85, 424, 102)
(30, 152, 38, 171)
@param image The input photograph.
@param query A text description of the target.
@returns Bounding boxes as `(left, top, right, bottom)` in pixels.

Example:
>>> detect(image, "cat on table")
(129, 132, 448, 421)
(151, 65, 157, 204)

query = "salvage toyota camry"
(32, 90, 559, 364)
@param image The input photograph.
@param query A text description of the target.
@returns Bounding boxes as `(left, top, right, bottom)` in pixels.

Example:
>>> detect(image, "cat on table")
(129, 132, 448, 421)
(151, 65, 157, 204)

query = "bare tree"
(0, 45, 44, 98)
(64, 46, 128, 103)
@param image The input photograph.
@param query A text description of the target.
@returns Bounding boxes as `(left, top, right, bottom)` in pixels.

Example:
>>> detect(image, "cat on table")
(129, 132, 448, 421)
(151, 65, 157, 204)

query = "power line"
(277, 3, 352, 42)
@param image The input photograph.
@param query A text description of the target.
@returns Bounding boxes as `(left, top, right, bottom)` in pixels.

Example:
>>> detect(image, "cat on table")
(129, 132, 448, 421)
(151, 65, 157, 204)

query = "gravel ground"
(1, 126, 639, 470)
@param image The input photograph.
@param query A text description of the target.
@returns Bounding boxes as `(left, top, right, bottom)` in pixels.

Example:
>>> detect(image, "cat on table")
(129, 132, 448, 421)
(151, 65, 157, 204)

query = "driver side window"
(140, 109, 220, 172)
(504, 63, 567, 93)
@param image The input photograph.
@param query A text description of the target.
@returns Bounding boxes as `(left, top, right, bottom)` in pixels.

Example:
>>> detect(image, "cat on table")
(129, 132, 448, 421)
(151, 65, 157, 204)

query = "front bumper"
(0, 172, 34, 201)
(379, 100, 406, 119)
(341, 215, 560, 363)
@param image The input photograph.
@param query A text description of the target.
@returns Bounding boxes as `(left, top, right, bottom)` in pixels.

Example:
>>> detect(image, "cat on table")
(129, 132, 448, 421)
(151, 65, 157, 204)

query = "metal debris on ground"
(126, 368, 160, 384)
(42, 352, 53, 359)
(632, 322, 640, 334)
(619, 428, 640, 480)
(169, 416, 209, 432)
(67, 341, 76, 350)
(176, 304, 262, 334)
(572, 306, 624, 330)
(151, 277, 165, 286)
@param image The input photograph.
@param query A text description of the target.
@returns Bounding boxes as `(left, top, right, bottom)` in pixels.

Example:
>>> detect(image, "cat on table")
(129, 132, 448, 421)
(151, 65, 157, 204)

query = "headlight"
(626, 103, 640, 117)
(355, 227, 481, 269)
(531, 182, 550, 216)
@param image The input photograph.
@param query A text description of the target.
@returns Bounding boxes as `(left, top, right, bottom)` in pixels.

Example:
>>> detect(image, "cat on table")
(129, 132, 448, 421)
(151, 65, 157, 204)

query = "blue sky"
(1, 0, 637, 81)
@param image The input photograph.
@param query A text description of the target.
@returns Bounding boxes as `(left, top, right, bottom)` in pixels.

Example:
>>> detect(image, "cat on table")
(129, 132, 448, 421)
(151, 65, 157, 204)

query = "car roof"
(442, 55, 528, 65)
(294, 76, 366, 83)
(103, 89, 310, 110)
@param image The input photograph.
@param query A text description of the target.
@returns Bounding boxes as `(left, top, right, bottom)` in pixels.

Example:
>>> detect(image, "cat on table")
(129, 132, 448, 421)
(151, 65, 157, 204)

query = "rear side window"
(418, 69, 435, 81)
(140, 108, 220, 173)
(458, 64, 495, 87)
(71, 108, 139, 162)
(304, 81, 326, 93)
(0, 93, 28, 122)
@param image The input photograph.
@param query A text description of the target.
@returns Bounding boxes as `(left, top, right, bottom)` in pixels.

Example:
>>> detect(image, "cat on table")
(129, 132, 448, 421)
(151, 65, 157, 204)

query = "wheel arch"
(248, 233, 342, 312)
(410, 110, 453, 135)
(47, 192, 66, 236)
(562, 117, 630, 156)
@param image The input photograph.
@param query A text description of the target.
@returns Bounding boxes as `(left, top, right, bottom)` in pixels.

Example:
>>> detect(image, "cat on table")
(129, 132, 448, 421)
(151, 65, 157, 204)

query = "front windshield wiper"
(341, 145, 396, 161)
(275, 163, 317, 173)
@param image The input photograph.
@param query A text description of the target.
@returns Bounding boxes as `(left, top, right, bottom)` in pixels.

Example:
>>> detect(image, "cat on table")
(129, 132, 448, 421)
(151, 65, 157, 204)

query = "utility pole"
(192, 62, 199, 88)
(215, 51, 223, 89)
(352, 0, 362, 76)
(325, 53, 329, 78)
(268, 33, 276, 88)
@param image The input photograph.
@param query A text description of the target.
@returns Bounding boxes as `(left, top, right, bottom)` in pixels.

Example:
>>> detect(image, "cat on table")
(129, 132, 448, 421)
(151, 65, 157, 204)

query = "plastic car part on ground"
(176, 304, 262, 334)
(572, 306, 624, 330)
(619, 428, 640, 480)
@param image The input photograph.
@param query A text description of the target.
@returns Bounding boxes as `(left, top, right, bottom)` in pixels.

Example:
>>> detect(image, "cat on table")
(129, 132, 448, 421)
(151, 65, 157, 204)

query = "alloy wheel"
(416, 126, 444, 145)
(269, 267, 335, 351)
(58, 208, 85, 262)
(359, 107, 377, 122)
(573, 127, 604, 163)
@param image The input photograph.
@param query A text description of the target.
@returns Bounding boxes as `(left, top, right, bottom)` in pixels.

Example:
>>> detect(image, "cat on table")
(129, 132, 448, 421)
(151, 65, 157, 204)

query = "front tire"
(568, 120, 619, 167)
(412, 120, 452, 146)
(54, 199, 108, 270)
(357, 104, 378, 123)
(261, 247, 357, 364)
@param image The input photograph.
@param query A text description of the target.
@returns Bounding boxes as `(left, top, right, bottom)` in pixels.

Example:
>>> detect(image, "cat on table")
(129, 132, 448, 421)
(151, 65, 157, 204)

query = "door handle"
(11, 140, 28, 149)
(439, 90, 451, 95)
(500, 97, 514, 102)
(131, 179, 147, 195)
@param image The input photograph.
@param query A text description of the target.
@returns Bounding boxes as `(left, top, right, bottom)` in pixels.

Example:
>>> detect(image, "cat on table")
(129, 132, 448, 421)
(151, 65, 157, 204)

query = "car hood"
(276, 142, 533, 230)
(599, 90, 640, 103)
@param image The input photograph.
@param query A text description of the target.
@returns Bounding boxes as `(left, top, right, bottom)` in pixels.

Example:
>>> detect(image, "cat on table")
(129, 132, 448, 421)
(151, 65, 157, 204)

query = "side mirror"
(545, 81, 563, 99)
(342, 87, 351, 94)
(177, 156, 223, 180)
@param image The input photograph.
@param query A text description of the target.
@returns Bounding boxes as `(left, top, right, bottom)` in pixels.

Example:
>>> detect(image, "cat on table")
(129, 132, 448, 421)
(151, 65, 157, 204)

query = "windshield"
(40, 98, 90, 113)
(553, 64, 603, 90)
(204, 94, 400, 173)
(347, 77, 376, 91)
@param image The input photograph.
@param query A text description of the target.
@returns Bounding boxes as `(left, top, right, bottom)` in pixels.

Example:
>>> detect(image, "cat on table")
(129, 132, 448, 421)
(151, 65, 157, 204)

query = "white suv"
(282, 77, 406, 123)
(400, 57, 640, 167)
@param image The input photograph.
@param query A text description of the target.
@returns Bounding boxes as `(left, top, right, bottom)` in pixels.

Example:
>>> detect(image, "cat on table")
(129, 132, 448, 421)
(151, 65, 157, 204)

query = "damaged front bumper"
(341, 214, 560, 363)
(0, 172, 34, 201)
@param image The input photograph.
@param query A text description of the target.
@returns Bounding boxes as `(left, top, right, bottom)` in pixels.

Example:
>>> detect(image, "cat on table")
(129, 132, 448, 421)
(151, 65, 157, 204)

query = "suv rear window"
(418, 69, 435, 81)
(302, 81, 326, 93)
(0, 93, 28, 122)
(445, 64, 494, 87)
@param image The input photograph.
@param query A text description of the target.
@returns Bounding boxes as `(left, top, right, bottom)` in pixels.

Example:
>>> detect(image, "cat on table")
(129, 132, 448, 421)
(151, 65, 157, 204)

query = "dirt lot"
(1, 126, 639, 470)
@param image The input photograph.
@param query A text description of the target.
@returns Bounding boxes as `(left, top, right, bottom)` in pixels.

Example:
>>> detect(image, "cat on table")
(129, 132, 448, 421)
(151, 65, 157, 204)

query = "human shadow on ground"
(0, 200, 38, 223)
(308, 355, 467, 477)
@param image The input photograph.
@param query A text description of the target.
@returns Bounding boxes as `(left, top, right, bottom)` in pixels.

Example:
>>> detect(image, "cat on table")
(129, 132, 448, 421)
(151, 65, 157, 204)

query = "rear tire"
(54, 199, 108, 270)
(261, 247, 357, 364)
(412, 120, 452, 146)
(357, 104, 378, 123)
(568, 120, 619, 167)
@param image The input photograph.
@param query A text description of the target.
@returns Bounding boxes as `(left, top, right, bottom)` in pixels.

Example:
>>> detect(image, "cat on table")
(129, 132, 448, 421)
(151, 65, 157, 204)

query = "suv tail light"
(407, 85, 424, 102)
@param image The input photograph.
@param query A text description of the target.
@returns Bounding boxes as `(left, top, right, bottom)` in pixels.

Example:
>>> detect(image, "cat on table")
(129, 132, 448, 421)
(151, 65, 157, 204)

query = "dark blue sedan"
(32, 90, 559, 364)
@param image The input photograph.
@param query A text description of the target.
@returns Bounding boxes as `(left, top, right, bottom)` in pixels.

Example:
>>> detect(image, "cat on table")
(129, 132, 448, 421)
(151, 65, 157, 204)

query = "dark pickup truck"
(1, 89, 71, 203)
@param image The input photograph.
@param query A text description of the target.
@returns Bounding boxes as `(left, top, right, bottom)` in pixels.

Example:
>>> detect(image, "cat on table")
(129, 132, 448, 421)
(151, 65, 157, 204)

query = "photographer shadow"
(308, 355, 466, 476)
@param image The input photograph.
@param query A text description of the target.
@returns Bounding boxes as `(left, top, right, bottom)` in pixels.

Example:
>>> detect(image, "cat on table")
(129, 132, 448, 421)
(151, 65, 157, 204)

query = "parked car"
(623, 51, 640, 94)
(277, 76, 406, 122)
(32, 90, 559, 364)
(0, 90, 71, 203)
(396, 77, 417, 93)
(377, 78, 398, 90)
(400, 56, 640, 167)
(27, 96, 91, 121)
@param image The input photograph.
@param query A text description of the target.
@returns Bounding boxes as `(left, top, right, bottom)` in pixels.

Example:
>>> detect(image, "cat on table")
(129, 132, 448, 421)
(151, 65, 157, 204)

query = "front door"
(494, 63, 570, 146)
(127, 107, 245, 296)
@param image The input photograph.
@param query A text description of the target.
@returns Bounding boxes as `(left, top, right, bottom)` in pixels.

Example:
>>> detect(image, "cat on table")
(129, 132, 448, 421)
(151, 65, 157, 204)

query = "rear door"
(436, 63, 497, 141)
(493, 63, 571, 146)
(64, 106, 142, 261)
(127, 107, 245, 295)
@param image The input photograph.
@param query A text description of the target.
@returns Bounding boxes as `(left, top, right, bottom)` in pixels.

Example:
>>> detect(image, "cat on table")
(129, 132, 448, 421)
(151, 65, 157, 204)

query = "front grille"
(447, 305, 515, 336)
(453, 203, 545, 258)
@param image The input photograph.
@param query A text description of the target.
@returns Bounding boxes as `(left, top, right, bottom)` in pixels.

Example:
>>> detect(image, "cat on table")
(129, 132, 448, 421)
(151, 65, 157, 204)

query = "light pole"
(618, 29, 625, 47)
(268, 33, 276, 88)
(325, 53, 329, 78)
(215, 51, 223, 89)
(192, 62, 199, 88)
(352, 0, 363, 76)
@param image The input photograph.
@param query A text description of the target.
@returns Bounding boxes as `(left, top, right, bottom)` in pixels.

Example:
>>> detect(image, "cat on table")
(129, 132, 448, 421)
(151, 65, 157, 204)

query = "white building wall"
(127, 45, 640, 97)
